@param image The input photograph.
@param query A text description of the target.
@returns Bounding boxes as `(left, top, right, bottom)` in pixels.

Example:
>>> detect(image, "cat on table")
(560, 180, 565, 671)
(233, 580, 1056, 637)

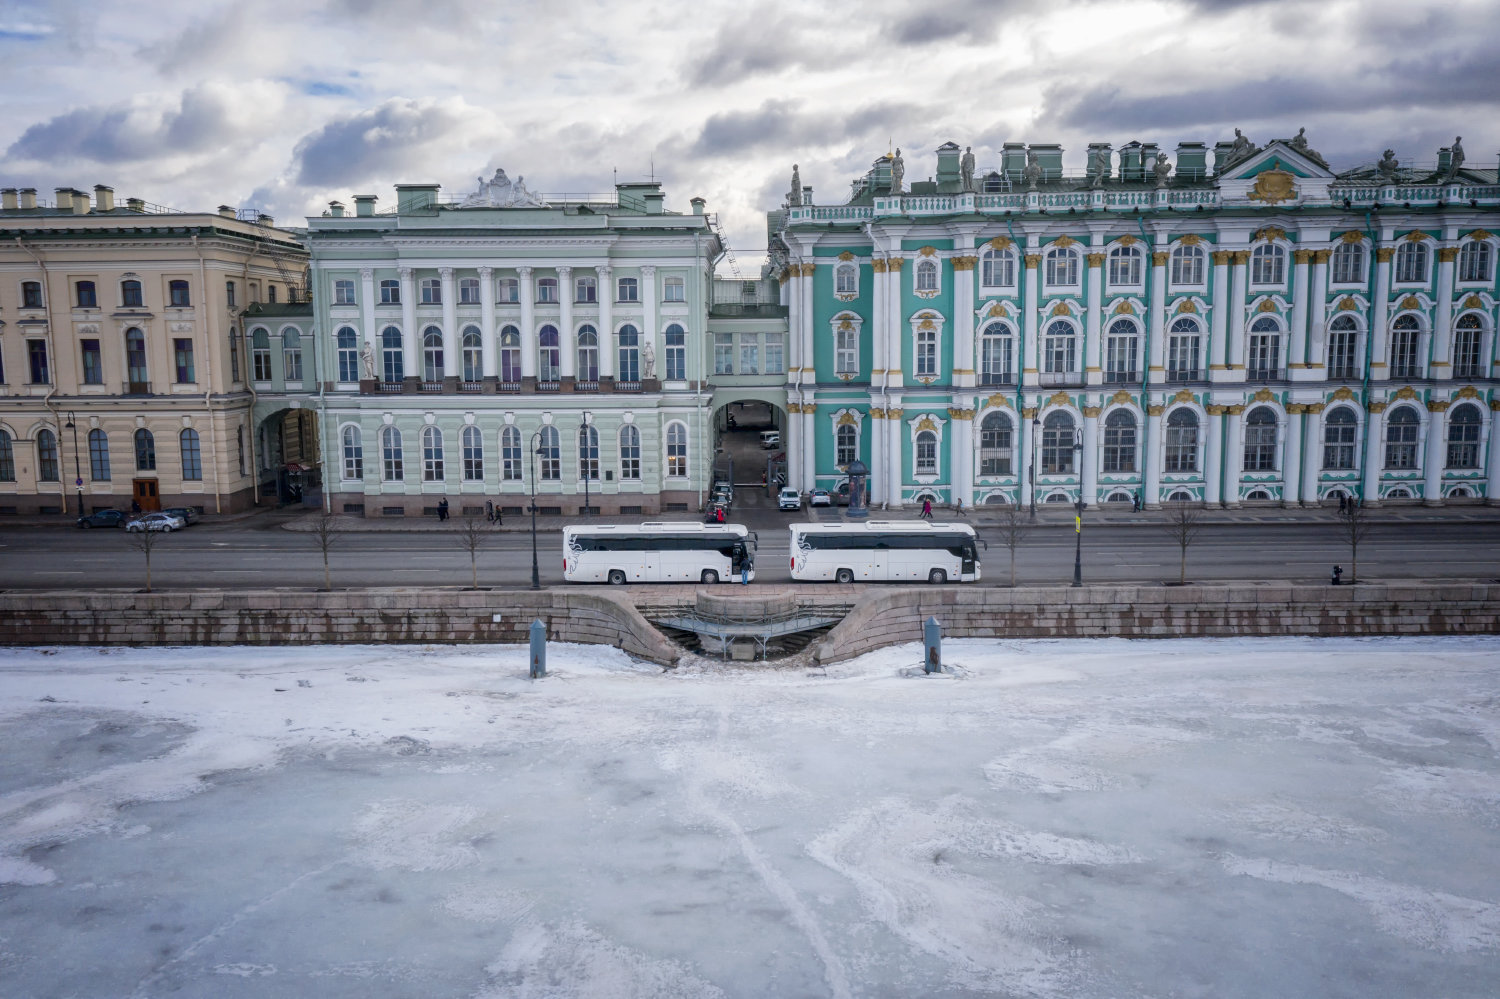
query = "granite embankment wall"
(813, 582, 1500, 664)
(0, 589, 680, 665)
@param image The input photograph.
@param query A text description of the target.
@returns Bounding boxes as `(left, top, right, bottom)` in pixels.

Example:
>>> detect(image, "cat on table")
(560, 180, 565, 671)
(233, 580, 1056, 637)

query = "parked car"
(76, 510, 127, 529)
(125, 512, 186, 533)
(760, 431, 781, 449)
(778, 487, 802, 511)
(810, 489, 833, 507)
(162, 506, 201, 526)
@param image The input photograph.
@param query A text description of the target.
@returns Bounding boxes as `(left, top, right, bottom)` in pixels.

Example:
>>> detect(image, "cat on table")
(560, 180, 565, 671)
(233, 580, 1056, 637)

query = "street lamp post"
(1028, 416, 1040, 517)
(529, 430, 544, 590)
(63, 412, 82, 518)
(1071, 430, 1084, 588)
(581, 411, 592, 517)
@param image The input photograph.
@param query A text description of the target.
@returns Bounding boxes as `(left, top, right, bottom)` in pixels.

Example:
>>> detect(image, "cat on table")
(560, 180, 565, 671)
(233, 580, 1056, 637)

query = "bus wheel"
(835, 568, 854, 584)
(607, 570, 627, 585)
(928, 568, 947, 584)
(701, 570, 719, 584)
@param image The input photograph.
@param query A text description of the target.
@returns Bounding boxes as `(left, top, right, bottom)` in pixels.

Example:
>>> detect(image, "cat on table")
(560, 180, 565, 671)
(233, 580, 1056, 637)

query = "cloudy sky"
(2, 0, 1495, 272)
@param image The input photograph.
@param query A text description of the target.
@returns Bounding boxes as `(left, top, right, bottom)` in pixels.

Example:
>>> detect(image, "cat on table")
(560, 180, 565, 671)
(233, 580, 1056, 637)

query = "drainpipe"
(239, 243, 260, 506)
(1136, 216, 1155, 501)
(16, 237, 66, 506)
(1005, 216, 1024, 420)
(193, 234, 224, 514)
(1360, 211, 1380, 504)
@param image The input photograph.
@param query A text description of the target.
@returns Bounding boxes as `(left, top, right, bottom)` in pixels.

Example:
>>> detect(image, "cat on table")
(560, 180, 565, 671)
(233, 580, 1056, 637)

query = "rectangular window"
(282, 338, 301, 382)
(501, 433, 522, 481)
(229, 333, 241, 382)
(28, 340, 49, 384)
(764, 334, 785, 375)
(81, 339, 103, 385)
(380, 280, 400, 304)
(174, 339, 195, 383)
(21, 281, 43, 309)
(225, 280, 236, 308)
(575, 276, 597, 302)
(420, 278, 441, 304)
(619, 432, 641, 480)
(89, 431, 111, 481)
(663, 276, 685, 302)
(123, 281, 144, 308)
(459, 277, 480, 303)
(739, 334, 759, 375)
(333, 279, 356, 305)
(536, 278, 557, 303)
(498, 278, 519, 303)
(181, 433, 203, 481)
(665, 328, 686, 381)
(617, 277, 638, 302)
(76, 281, 97, 308)
(267, 284, 277, 304)
(713, 333, 734, 375)
(169, 280, 191, 307)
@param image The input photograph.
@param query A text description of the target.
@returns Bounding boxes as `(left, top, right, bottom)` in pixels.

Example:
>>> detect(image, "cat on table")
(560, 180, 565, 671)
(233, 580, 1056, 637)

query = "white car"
(777, 487, 802, 511)
(125, 512, 185, 533)
(809, 489, 833, 507)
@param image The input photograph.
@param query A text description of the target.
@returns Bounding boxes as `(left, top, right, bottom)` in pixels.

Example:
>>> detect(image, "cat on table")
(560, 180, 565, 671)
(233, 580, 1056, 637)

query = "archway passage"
(258, 408, 321, 506)
(711, 399, 787, 493)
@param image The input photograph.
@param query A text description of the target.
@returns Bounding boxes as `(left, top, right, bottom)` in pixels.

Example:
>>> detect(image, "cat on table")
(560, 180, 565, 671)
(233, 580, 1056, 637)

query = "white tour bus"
(563, 522, 756, 585)
(789, 521, 981, 584)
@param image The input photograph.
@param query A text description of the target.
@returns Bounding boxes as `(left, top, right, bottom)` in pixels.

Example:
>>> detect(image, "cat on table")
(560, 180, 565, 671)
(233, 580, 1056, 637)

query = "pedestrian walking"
(920, 498, 933, 519)
(494, 500, 503, 527)
(437, 497, 449, 521)
(485, 499, 494, 523)
(1337, 493, 1347, 514)
(1132, 491, 1142, 513)
(954, 497, 966, 517)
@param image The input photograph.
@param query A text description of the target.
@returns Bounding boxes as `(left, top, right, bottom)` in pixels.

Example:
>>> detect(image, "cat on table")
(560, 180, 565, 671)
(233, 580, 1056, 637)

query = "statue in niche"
(1023, 148, 1042, 191)
(960, 146, 976, 192)
(1153, 151, 1172, 188)
(641, 338, 656, 379)
(1445, 136, 1465, 181)
(788, 164, 802, 206)
(1377, 149, 1400, 180)
(1227, 128, 1254, 164)
(889, 148, 904, 194)
(359, 341, 376, 380)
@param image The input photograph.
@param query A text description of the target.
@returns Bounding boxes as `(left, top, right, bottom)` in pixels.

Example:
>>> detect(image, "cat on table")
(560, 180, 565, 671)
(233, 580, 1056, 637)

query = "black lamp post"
(529, 430, 545, 590)
(1028, 415, 1040, 517)
(1071, 430, 1084, 587)
(63, 411, 82, 518)
(581, 410, 592, 517)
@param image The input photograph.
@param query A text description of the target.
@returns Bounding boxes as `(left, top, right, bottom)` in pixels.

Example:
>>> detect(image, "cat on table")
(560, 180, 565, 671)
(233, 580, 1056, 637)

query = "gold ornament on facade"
(1257, 299, 1278, 313)
(1490, 399, 1500, 412)
(1052, 235, 1077, 248)
(1110, 389, 1132, 405)
(1462, 294, 1483, 309)
(984, 393, 1012, 410)
(1286, 403, 1306, 415)
(869, 407, 885, 419)
(1051, 301, 1072, 317)
(986, 302, 1008, 318)
(1403, 231, 1427, 243)
(1248, 172, 1298, 205)
(1147, 404, 1165, 416)
(1022, 407, 1037, 418)
(1172, 389, 1194, 403)
(1337, 297, 1358, 311)
(1082, 406, 1102, 418)
(1112, 300, 1135, 316)
(946, 407, 974, 420)
(1375, 247, 1394, 262)
(1252, 388, 1275, 402)
(1086, 253, 1105, 267)
(1470, 229, 1493, 241)
(887, 408, 903, 419)
(887, 258, 903, 271)
(836, 412, 858, 426)
(1305, 402, 1325, 414)
(1231, 250, 1251, 264)
(1024, 254, 1041, 269)
(837, 251, 855, 261)
(918, 245, 938, 257)
(1294, 249, 1314, 264)
(1206, 404, 1227, 415)
(951, 256, 977, 271)
(838, 319, 853, 331)
(871, 259, 888, 273)
(1339, 231, 1364, 245)
(1392, 386, 1419, 400)
(918, 317, 936, 330)
(1118, 235, 1138, 246)
(1211, 250, 1232, 265)
(1152, 252, 1169, 266)
(1331, 387, 1355, 401)
(1454, 385, 1480, 399)
(1438, 247, 1459, 263)
(1313, 249, 1331, 263)
(915, 415, 939, 432)
(1400, 295, 1421, 310)
(1047, 391, 1071, 407)
(1426, 399, 1450, 412)
(1254, 225, 1288, 243)
(1367, 400, 1387, 413)
(988, 236, 1013, 250)
(1176, 299, 1198, 314)
(1225, 404, 1245, 415)
(778, 270, 790, 285)
(1177, 234, 1203, 246)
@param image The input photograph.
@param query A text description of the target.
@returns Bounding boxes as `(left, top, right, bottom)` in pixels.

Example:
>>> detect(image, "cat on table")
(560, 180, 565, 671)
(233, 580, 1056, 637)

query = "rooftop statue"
(1153, 151, 1172, 188)
(1288, 127, 1328, 168)
(788, 164, 802, 206)
(1225, 128, 1256, 166)
(1089, 150, 1107, 189)
(460, 167, 547, 208)
(1023, 148, 1042, 191)
(1445, 136, 1465, 181)
(1377, 149, 1400, 180)
(889, 148, 904, 195)
(960, 146, 976, 193)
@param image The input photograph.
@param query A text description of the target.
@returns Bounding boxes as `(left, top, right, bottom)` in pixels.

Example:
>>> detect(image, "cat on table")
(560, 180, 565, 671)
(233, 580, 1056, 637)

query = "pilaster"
(1022, 254, 1040, 381)
(1209, 250, 1231, 381)
(558, 266, 575, 380)
(1143, 404, 1163, 507)
(1307, 250, 1329, 373)
(952, 256, 976, 388)
(1362, 400, 1385, 502)
(1423, 399, 1448, 504)
(1370, 248, 1392, 381)
(1204, 404, 1225, 506)
(1223, 404, 1244, 505)
(399, 266, 417, 383)
(597, 265, 614, 379)
(1432, 247, 1457, 376)
(1227, 251, 1248, 371)
(1300, 403, 1323, 504)
(478, 266, 497, 380)
(1289, 250, 1311, 376)
(1148, 251, 1168, 379)
(641, 265, 658, 380)
(1283, 405, 1304, 506)
(518, 266, 536, 380)
(439, 266, 458, 381)
(1084, 252, 1104, 384)
(1081, 405, 1100, 507)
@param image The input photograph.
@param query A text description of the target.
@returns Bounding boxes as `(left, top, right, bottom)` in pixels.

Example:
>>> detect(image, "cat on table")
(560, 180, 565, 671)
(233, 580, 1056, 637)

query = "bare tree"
(1338, 498, 1375, 583)
(456, 516, 491, 589)
(125, 525, 165, 593)
(310, 512, 339, 591)
(995, 505, 1030, 586)
(1161, 501, 1203, 584)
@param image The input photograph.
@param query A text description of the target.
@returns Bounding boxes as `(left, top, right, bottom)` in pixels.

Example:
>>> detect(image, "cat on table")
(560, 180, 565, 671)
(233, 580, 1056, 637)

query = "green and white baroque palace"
(770, 134, 1500, 509)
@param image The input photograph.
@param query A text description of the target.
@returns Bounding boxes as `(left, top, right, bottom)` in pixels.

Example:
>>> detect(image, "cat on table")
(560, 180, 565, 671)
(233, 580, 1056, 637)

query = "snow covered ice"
(1, 636, 1498, 998)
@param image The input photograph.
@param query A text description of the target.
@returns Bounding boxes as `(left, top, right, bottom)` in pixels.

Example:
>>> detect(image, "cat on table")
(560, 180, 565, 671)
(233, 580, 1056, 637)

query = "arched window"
(981, 246, 1015, 287)
(499, 326, 521, 384)
(381, 326, 404, 382)
(914, 259, 938, 294)
(135, 428, 156, 471)
(538, 426, 561, 480)
(336, 327, 360, 382)
(120, 279, 143, 308)
(538, 325, 560, 383)
(576, 325, 599, 382)
(421, 426, 444, 481)
(618, 424, 641, 480)
(1331, 241, 1365, 284)
(1044, 245, 1078, 287)
(914, 430, 938, 474)
(1043, 319, 1076, 374)
(1247, 316, 1282, 380)
(1384, 407, 1420, 469)
(462, 424, 483, 481)
(617, 324, 640, 383)
(126, 327, 149, 385)
(979, 412, 1013, 475)
(835, 263, 857, 295)
(1323, 407, 1358, 469)
(381, 426, 403, 480)
(1447, 403, 1482, 468)
(1167, 316, 1202, 381)
(500, 426, 523, 481)
(249, 327, 272, 381)
(342, 426, 363, 479)
(1250, 244, 1285, 285)
(1102, 410, 1137, 472)
(665, 421, 688, 477)
(462, 327, 482, 383)
(1104, 318, 1140, 383)
(36, 428, 59, 481)
(835, 423, 857, 468)
(1170, 243, 1205, 286)
(1108, 245, 1142, 286)
(1164, 409, 1199, 472)
(579, 423, 599, 481)
(179, 428, 202, 480)
(282, 327, 302, 382)
(1394, 240, 1429, 283)
(979, 321, 1013, 386)
(664, 324, 687, 380)
(1453, 314, 1484, 378)
(1243, 407, 1278, 471)
(1040, 411, 1077, 474)
(835, 322, 859, 375)
(0, 429, 13, 481)
(86, 428, 110, 481)
(422, 326, 443, 382)
(1459, 240, 1493, 283)
(1390, 314, 1422, 378)
(914, 326, 938, 378)
(1327, 315, 1360, 379)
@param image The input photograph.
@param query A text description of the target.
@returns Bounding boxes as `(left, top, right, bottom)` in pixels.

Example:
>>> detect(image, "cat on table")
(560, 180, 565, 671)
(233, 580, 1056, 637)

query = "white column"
(1081, 407, 1099, 507)
(1423, 404, 1445, 505)
(1370, 249, 1391, 381)
(1301, 405, 1322, 504)
(1018, 410, 1033, 510)
(518, 266, 536, 380)
(439, 266, 458, 379)
(399, 266, 416, 378)
(1084, 253, 1103, 381)
(1283, 408, 1303, 506)
(1227, 252, 1248, 370)
(953, 259, 976, 387)
(597, 266, 613, 379)
(1487, 402, 1500, 505)
(804, 262, 818, 382)
(1362, 405, 1384, 503)
(868, 408, 884, 506)
(359, 267, 377, 360)
(1289, 250, 1310, 373)
(868, 261, 885, 388)
(1307, 250, 1329, 370)
(802, 399, 817, 489)
(1209, 251, 1230, 378)
(1432, 248, 1456, 377)
(784, 268, 802, 377)
(557, 266, 575, 379)
(1148, 250, 1167, 376)
(641, 265, 658, 379)
(953, 410, 974, 505)
(478, 266, 496, 379)
(1224, 406, 1244, 505)
(1142, 405, 1163, 507)
(1204, 406, 1224, 506)
(1022, 254, 1039, 378)
(888, 401, 904, 507)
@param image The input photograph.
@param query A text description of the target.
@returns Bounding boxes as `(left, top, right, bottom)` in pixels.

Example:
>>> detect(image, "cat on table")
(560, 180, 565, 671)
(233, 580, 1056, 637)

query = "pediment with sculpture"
(459, 167, 547, 208)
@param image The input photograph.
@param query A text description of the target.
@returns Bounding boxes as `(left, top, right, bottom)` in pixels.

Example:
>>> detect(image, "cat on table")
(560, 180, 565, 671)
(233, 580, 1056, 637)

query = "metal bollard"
(529, 619, 547, 678)
(923, 616, 941, 674)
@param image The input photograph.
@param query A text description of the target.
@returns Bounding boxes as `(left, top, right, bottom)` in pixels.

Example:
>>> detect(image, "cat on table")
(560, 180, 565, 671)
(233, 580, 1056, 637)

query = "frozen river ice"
(1, 636, 1498, 998)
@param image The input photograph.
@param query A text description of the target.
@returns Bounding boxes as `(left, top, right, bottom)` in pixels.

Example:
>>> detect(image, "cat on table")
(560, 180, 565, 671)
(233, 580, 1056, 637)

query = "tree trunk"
(323, 552, 331, 592)
(1010, 548, 1016, 587)
(1179, 544, 1187, 584)
(144, 551, 152, 593)
(471, 553, 479, 589)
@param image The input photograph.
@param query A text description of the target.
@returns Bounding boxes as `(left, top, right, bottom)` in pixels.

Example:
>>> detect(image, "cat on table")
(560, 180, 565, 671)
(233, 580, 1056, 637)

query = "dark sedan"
(76, 510, 127, 529)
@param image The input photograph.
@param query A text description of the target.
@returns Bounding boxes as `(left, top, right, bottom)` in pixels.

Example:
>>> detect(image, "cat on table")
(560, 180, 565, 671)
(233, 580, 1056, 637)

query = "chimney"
(218, 205, 236, 218)
(19, 188, 37, 210)
(69, 188, 89, 214)
(353, 194, 377, 217)
(93, 185, 114, 212)
(394, 183, 439, 213)
(55, 187, 73, 210)
(329, 200, 346, 218)
(689, 196, 705, 216)
(935, 141, 962, 194)
(125, 197, 144, 213)
(1, 188, 15, 210)
(258, 214, 274, 228)
(802, 185, 813, 205)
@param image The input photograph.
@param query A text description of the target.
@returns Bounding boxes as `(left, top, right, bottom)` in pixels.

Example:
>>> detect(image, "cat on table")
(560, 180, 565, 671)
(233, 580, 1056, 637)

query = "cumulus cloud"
(685, 7, 849, 87)
(688, 99, 927, 159)
(291, 96, 491, 187)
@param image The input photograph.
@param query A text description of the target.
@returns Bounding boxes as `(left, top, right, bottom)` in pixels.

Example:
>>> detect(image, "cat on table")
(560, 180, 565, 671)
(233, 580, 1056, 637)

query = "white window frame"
(333, 278, 356, 305)
(1169, 243, 1205, 288)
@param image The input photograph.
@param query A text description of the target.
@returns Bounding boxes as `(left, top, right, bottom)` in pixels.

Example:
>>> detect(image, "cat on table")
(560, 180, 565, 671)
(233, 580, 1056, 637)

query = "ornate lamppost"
(580, 410, 592, 517)
(529, 429, 545, 590)
(1028, 415, 1040, 517)
(1071, 430, 1084, 587)
(63, 411, 82, 517)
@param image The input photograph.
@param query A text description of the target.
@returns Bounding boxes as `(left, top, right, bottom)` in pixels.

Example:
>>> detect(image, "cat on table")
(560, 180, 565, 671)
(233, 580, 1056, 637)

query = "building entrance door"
(132, 479, 161, 512)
